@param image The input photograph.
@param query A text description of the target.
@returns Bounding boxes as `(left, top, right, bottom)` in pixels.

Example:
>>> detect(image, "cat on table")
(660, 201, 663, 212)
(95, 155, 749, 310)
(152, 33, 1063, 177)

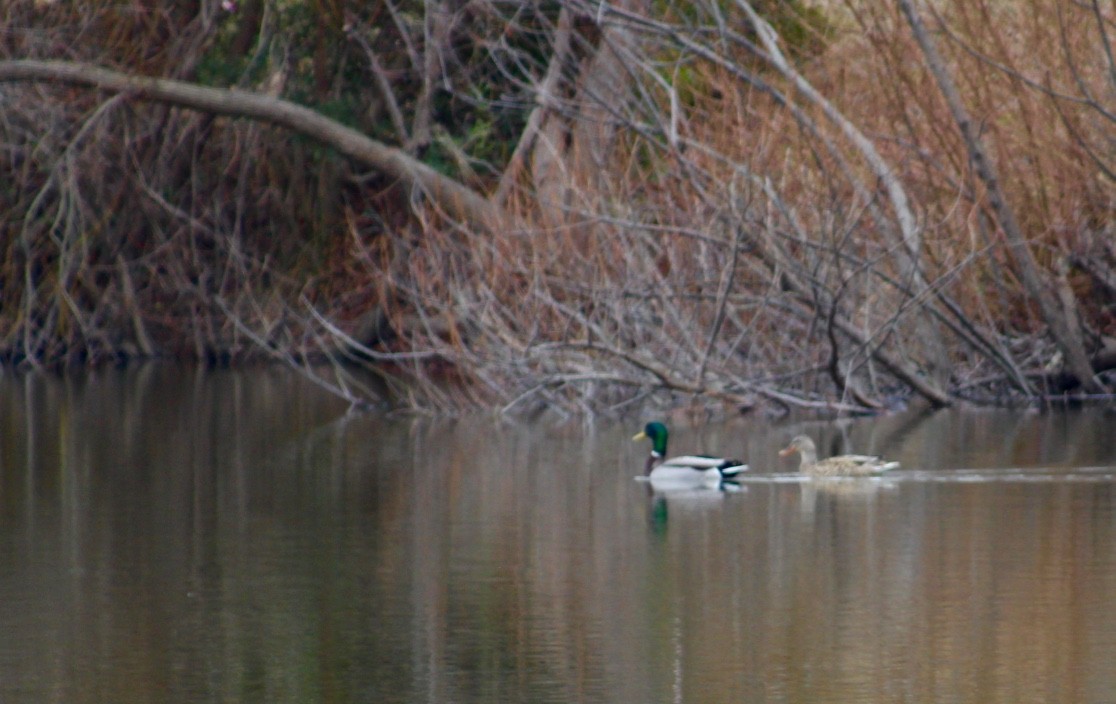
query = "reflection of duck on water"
(779, 434, 899, 477)
(633, 422, 749, 487)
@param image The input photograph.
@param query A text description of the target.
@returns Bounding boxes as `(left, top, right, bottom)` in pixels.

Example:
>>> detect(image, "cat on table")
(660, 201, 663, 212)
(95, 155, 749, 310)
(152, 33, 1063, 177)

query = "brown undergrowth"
(1, 0, 1114, 414)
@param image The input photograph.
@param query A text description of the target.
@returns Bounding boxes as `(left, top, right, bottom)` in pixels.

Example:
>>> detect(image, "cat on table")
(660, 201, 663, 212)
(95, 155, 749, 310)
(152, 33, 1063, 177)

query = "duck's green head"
(633, 421, 669, 456)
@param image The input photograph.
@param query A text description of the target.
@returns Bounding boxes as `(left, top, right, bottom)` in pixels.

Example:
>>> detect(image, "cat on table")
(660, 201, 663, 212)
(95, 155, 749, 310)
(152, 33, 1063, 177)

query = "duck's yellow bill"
(632, 431, 647, 441)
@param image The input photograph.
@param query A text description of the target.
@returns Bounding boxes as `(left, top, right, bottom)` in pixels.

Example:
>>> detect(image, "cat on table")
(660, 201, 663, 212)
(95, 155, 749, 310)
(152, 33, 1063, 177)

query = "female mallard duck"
(779, 434, 899, 477)
(633, 421, 748, 482)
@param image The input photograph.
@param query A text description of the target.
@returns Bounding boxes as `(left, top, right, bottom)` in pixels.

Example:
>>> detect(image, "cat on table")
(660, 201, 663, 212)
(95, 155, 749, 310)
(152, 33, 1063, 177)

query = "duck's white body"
(634, 422, 748, 488)
(648, 454, 749, 483)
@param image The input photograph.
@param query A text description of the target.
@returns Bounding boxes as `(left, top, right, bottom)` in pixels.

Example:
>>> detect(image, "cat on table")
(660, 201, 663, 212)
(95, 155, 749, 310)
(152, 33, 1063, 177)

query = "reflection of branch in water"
(872, 405, 938, 455)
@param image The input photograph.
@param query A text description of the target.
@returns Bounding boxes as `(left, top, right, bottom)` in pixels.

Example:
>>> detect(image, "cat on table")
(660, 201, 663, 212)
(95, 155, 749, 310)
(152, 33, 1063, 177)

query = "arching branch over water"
(2, 2, 1115, 415)
(0, 59, 501, 229)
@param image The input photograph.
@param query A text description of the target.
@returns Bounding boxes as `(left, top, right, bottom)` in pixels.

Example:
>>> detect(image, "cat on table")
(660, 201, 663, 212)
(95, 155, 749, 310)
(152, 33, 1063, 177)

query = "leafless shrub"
(1, 0, 1114, 415)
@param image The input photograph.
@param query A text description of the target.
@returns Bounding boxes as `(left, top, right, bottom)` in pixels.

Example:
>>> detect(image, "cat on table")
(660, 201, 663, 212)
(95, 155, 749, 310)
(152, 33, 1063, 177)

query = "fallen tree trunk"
(897, 1, 1104, 394)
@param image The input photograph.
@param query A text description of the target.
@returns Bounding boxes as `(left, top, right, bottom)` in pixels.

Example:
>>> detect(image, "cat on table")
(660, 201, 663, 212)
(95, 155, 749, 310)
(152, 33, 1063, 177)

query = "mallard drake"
(779, 434, 899, 477)
(633, 421, 749, 482)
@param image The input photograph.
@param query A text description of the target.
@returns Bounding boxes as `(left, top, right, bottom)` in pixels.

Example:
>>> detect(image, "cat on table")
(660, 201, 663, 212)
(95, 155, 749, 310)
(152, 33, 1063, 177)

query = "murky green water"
(2, 366, 1116, 703)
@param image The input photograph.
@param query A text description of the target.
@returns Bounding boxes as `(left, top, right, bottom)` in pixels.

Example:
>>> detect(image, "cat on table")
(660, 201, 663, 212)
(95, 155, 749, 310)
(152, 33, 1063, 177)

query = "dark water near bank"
(2, 366, 1116, 703)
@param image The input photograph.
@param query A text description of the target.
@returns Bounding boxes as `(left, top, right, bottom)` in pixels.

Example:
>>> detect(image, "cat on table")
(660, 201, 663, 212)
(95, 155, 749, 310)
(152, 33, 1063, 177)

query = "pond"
(2, 366, 1116, 703)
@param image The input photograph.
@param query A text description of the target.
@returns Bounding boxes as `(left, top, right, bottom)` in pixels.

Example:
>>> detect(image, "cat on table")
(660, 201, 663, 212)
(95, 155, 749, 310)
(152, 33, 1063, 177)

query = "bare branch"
(0, 59, 502, 229)
(898, 0, 1104, 394)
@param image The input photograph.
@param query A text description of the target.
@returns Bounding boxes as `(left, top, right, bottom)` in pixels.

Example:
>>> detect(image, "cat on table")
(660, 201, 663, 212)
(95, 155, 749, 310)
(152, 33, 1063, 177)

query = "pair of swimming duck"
(633, 421, 899, 481)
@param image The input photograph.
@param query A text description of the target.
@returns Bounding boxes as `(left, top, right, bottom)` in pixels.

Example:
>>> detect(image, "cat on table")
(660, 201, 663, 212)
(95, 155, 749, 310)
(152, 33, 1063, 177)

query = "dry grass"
(1, 0, 1113, 414)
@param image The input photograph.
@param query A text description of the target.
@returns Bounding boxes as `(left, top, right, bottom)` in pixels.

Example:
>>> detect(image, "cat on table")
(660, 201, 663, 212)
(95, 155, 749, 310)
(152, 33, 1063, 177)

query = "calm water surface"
(2, 366, 1116, 703)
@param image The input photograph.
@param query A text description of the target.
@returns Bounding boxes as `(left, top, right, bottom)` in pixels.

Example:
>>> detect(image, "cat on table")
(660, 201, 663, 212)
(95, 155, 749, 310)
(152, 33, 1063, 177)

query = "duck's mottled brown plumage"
(779, 435, 899, 477)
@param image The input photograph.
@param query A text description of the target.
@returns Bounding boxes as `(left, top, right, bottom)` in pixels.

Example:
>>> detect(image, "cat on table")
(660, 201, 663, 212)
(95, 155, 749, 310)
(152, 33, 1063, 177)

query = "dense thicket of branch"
(1, 0, 1113, 415)
(0, 60, 500, 229)
(896, 0, 1102, 394)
